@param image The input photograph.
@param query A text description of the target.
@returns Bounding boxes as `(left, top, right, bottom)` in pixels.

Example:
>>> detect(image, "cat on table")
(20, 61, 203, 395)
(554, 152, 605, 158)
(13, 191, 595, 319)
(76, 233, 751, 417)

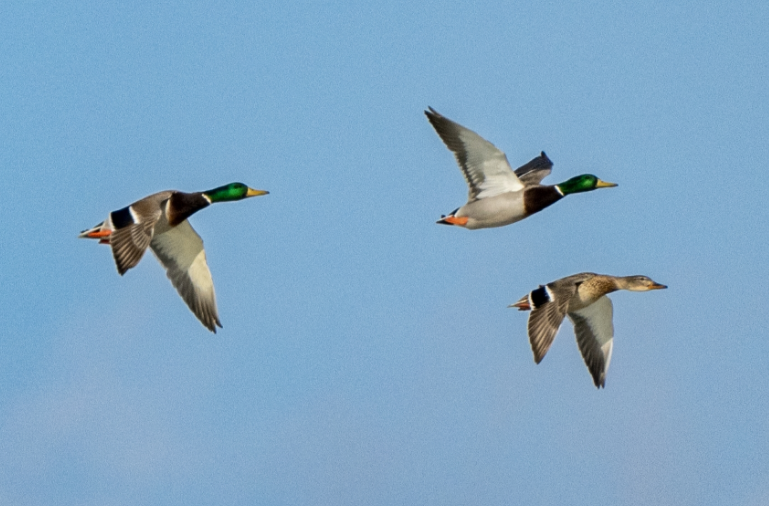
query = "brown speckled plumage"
(511, 273, 667, 388)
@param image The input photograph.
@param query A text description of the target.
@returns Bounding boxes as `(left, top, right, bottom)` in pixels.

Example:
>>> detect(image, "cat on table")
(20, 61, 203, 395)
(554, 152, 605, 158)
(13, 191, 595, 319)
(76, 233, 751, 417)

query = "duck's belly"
(457, 193, 526, 229)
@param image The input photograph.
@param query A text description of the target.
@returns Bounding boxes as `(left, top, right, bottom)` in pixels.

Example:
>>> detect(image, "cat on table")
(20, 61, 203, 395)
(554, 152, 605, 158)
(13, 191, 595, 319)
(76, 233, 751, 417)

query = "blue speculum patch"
(110, 206, 134, 229)
(530, 285, 550, 308)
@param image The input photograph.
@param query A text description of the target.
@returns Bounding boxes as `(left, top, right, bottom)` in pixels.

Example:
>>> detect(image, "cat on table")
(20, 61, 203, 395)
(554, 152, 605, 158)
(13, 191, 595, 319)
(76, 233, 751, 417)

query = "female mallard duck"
(79, 183, 269, 332)
(510, 273, 667, 388)
(425, 107, 617, 229)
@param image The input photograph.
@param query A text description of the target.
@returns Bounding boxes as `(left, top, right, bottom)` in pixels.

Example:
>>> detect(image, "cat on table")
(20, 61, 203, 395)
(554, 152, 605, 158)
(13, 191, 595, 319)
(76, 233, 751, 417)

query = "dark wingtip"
(207, 318, 223, 334)
(425, 106, 441, 120)
(595, 375, 606, 389)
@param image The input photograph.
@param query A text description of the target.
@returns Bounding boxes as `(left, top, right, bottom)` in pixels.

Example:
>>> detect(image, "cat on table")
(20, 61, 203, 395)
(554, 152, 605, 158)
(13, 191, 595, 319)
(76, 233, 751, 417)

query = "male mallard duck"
(79, 183, 269, 332)
(510, 273, 667, 388)
(425, 107, 617, 229)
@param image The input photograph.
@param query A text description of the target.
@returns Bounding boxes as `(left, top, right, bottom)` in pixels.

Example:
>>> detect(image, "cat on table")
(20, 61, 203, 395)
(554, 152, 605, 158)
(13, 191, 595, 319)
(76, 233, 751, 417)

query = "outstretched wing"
(109, 206, 161, 275)
(425, 107, 524, 201)
(525, 284, 573, 363)
(514, 151, 553, 186)
(568, 296, 614, 388)
(150, 220, 222, 332)
(107, 192, 172, 275)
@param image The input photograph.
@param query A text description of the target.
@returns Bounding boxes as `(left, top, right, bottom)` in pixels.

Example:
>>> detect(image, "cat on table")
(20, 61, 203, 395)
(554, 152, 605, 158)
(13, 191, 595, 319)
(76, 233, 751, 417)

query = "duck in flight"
(79, 183, 268, 332)
(425, 107, 617, 229)
(510, 273, 667, 388)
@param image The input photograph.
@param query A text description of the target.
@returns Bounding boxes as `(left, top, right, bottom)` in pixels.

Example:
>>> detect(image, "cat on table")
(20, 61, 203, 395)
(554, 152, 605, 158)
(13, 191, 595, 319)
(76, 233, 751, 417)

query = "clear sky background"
(2, 1, 768, 505)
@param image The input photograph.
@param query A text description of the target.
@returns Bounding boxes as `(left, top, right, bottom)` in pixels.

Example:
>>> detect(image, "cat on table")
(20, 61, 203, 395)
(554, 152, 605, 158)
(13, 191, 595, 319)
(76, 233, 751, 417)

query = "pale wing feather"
(426, 108, 524, 201)
(150, 220, 221, 332)
(568, 296, 614, 388)
(467, 139, 524, 200)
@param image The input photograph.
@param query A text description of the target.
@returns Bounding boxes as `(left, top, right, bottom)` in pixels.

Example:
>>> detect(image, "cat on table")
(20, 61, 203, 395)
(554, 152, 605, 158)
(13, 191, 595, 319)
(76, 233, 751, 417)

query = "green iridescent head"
(556, 174, 617, 196)
(203, 183, 269, 203)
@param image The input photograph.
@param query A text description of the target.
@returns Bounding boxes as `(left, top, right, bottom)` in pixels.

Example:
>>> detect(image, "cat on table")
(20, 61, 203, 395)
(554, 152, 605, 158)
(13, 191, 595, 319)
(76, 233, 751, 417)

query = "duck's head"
(204, 183, 269, 203)
(619, 275, 668, 291)
(556, 174, 617, 195)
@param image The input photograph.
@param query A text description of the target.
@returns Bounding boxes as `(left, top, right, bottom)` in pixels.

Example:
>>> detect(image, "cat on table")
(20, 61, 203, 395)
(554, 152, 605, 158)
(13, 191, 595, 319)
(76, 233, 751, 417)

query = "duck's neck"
(523, 185, 564, 214)
(166, 192, 211, 226)
(613, 276, 639, 291)
(581, 275, 622, 298)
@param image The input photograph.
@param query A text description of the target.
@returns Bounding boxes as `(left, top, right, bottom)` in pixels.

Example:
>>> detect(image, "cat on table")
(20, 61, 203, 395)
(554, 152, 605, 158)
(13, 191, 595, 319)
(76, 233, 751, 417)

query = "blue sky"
(2, 0, 768, 504)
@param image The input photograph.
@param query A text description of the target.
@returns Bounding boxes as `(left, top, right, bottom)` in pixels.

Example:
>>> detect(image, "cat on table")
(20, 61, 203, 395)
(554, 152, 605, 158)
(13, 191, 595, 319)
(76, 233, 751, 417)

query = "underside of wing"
(568, 296, 615, 388)
(150, 220, 221, 332)
(426, 107, 524, 201)
(514, 151, 553, 186)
